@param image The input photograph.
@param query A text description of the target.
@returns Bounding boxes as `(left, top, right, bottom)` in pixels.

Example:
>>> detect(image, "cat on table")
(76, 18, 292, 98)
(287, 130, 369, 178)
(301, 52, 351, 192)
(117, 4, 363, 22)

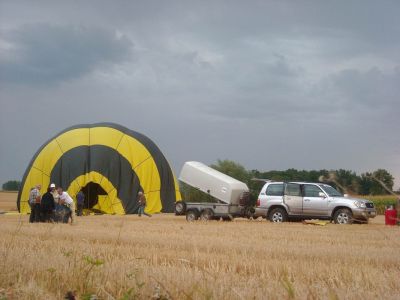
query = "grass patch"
(357, 195, 398, 214)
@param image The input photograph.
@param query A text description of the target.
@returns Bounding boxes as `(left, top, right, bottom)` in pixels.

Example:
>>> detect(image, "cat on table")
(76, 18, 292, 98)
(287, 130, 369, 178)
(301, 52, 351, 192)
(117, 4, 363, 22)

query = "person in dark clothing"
(76, 191, 85, 216)
(40, 187, 55, 222)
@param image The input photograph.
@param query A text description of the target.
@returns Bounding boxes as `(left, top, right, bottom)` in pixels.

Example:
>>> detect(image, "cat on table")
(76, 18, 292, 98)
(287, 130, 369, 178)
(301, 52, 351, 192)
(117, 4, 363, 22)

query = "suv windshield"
(319, 184, 342, 197)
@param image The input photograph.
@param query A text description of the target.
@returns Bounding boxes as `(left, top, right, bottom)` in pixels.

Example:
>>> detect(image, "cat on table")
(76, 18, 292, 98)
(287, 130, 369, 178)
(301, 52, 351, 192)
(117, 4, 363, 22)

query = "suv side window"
(303, 184, 323, 197)
(265, 184, 284, 196)
(285, 183, 301, 196)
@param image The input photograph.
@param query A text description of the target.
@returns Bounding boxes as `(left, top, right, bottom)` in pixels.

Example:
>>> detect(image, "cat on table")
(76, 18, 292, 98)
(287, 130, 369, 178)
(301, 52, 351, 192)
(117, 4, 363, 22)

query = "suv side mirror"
(318, 192, 326, 198)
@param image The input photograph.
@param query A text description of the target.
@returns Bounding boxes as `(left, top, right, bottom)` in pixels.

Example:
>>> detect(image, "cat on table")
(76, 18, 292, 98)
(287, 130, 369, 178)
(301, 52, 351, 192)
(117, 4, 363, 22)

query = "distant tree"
(210, 159, 250, 183)
(370, 169, 394, 195)
(248, 169, 266, 202)
(2, 180, 21, 191)
(358, 173, 373, 195)
(211, 160, 257, 204)
(358, 169, 394, 195)
(256, 169, 328, 183)
(334, 169, 360, 194)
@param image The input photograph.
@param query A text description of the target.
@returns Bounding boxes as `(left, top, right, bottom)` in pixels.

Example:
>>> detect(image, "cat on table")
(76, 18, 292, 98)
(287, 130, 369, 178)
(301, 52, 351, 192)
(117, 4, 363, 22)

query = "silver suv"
(254, 182, 376, 224)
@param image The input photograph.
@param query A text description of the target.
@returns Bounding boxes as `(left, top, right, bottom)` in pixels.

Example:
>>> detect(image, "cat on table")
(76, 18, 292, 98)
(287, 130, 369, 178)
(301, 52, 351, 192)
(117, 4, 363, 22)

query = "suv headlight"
(354, 201, 366, 208)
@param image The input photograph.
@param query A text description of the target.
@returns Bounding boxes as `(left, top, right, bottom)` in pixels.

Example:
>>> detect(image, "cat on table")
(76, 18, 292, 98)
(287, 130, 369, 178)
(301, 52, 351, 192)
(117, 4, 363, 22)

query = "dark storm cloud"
(199, 54, 400, 122)
(0, 23, 133, 84)
(0, 0, 399, 188)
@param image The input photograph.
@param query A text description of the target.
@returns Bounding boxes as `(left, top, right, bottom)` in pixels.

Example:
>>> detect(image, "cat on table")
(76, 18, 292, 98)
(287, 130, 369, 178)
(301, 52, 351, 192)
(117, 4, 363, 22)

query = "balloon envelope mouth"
(80, 182, 108, 209)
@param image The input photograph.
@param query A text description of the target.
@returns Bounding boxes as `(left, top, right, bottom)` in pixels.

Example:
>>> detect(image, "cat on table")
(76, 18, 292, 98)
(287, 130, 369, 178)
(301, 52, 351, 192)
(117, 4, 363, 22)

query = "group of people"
(28, 183, 151, 222)
(28, 183, 83, 224)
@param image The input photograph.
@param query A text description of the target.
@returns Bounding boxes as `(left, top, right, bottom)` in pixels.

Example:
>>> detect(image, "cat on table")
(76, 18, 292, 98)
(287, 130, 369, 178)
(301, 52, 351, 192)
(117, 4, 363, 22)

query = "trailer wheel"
(244, 207, 255, 219)
(268, 207, 288, 223)
(200, 209, 214, 221)
(175, 201, 186, 215)
(186, 210, 198, 222)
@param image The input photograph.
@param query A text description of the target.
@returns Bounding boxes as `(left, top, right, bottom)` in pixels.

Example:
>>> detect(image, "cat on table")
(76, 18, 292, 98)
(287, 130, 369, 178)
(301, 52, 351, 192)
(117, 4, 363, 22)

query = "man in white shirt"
(57, 187, 76, 224)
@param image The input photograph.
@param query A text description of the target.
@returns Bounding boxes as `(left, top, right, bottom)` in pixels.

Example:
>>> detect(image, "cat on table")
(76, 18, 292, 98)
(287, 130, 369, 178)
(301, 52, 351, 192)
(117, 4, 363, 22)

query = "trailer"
(176, 161, 253, 221)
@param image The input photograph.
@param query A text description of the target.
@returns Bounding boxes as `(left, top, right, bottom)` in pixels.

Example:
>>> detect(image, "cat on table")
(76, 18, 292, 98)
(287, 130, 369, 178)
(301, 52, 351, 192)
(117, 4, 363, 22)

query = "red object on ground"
(385, 207, 397, 226)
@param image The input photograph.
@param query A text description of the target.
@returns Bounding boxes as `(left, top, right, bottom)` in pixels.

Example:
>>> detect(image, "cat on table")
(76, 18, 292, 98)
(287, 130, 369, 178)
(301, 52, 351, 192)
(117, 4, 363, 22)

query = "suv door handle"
(304, 199, 311, 202)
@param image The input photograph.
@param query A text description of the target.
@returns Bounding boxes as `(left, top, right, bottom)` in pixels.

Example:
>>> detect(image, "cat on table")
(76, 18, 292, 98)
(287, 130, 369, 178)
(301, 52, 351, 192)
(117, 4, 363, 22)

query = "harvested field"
(0, 213, 399, 299)
(0, 191, 17, 212)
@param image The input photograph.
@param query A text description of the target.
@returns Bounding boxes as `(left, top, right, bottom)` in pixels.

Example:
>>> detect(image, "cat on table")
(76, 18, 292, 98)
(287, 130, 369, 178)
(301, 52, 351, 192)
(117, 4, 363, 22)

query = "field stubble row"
(1, 192, 398, 214)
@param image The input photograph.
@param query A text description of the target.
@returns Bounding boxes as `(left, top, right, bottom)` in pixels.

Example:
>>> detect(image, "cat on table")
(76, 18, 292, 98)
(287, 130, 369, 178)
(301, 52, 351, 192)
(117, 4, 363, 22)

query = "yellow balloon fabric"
(18, 123, 181, 214)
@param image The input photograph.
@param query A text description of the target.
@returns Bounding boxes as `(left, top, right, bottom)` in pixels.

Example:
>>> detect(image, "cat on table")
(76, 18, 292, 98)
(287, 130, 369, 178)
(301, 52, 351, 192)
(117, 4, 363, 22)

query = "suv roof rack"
(252, 179, 320, 184)
(251, 178, 274, 182)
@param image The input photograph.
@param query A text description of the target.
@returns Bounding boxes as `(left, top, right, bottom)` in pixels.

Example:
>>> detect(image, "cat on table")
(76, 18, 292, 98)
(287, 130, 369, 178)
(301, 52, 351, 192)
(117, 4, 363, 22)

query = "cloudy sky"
(0, 0, 399, 189)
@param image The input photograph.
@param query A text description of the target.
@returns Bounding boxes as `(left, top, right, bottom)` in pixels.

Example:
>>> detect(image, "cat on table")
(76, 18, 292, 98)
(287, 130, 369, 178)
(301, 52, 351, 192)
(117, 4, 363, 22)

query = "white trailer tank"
(179, 161, 249, 205)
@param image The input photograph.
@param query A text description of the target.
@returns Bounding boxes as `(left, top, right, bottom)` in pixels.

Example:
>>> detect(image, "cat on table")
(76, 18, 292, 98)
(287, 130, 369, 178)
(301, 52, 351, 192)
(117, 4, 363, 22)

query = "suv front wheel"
(333, 208, 353, 224)
(268, 207, 288, 223)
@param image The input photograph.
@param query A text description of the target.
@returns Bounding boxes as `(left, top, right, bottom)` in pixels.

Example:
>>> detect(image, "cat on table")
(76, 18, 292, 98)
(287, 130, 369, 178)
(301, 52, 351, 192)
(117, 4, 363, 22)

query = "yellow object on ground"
(3, 212, 21, 215)
(302, 220, 330, 226)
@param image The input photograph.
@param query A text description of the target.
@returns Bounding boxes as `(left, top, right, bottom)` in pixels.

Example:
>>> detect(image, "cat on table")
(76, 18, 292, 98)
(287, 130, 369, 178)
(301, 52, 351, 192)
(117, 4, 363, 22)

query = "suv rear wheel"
(333, 208, 353, 224)
(268, 208, 288, 223)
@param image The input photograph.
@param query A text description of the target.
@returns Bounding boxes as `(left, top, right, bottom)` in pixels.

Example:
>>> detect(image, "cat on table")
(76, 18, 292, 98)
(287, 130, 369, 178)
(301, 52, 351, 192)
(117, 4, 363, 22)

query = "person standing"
(50, 183, 59, 205)
(29, 184, 41, 223)
(57, 187, 76, 224)
(40, 187, 55, 222)
(76, 191, 85, 216)
(52, 184, 66, 222)
(137, 191, 151, 217)
(49, 183, 59, 221)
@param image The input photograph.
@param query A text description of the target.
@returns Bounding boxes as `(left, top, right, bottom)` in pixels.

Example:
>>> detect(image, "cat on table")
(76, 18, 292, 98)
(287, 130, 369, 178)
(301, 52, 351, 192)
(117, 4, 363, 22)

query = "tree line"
(2, 180, 21, 191)
(2, 161, 396, 197)
(210, 159, 396, 199)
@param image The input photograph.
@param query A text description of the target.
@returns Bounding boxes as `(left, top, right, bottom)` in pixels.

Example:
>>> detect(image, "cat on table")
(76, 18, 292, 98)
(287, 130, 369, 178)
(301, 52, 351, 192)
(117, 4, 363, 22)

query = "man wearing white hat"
(50, 183, 59, 204)
(50, 183, 60, 222)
